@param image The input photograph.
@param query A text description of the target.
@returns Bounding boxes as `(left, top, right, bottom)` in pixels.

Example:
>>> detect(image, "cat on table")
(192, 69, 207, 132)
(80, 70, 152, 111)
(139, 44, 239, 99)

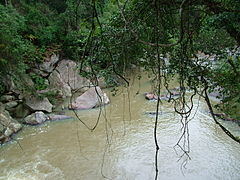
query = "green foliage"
(19, 1, 59, 46)
(0, 0, 240, 120)
(210, 50, 240, 118)
(0, 4, 26, 64)
(0, 5, 26, 82)
(195, 26, 235, 54)
(29, 73, 48, 90)
(39, 90, 59, 105)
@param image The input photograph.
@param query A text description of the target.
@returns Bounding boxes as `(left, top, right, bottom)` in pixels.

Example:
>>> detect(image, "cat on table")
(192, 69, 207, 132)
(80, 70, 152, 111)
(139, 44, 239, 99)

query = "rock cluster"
(0, 53, 110, 144)
(0, 105, 22, 144)
(144, 88, 181, 101)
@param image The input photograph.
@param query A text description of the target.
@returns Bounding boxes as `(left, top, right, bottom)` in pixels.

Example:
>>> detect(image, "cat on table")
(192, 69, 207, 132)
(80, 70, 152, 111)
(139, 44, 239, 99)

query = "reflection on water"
(0, 72, 240, 180)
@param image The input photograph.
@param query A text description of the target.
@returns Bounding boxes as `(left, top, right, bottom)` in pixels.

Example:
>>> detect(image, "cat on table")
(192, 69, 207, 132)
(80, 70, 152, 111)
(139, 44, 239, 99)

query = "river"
(0, 72, 240, 180)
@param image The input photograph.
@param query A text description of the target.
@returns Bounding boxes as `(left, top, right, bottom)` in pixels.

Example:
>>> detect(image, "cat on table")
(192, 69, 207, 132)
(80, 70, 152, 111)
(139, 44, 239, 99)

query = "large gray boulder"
(0, 108, 22, 143)
(48, 70, 72, 97)
(48, 60, 91, 97)
(55, 60, 90, 90)
(39, 53, 60, 73)
(24, 111, 49, 125)
(70, 86, 110, 110)
(25, 96, 53, 113)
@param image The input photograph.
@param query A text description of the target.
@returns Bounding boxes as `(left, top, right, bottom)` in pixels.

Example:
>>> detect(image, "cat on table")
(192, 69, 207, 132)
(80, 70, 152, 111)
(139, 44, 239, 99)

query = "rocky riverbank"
(0, 54, 110, 144)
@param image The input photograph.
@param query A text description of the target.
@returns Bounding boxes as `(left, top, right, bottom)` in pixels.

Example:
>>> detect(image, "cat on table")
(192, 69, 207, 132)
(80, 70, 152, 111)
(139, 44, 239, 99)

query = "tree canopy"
(0, 0, 239, 117)
(0, 1, 240, 178)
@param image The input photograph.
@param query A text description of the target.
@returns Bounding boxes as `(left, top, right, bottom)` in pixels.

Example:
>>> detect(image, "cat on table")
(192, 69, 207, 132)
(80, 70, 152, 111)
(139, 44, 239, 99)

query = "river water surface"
(0, 72, 240, 180)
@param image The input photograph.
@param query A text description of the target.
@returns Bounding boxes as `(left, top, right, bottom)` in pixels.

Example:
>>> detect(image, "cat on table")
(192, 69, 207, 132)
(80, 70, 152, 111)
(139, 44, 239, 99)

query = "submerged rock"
(23, 112, 72, 125)
(47, 114, 72, 121)
(144, 111, 170, 116)
(145, 89, 181, 101)
(70, 86, 110, 110)
(145, 93, 158, 100)
(144, 93, 170, 101)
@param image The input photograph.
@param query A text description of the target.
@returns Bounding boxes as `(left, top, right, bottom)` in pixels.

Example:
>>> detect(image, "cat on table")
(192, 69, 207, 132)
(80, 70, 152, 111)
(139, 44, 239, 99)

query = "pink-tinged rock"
(70, 86, 110, 110)
(145, 93, 158, 100)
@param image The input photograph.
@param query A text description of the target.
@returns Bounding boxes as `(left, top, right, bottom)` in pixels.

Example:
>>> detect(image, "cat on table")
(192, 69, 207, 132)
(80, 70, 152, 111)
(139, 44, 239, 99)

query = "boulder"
(55, 60, 90, 91)
(209, 91, 223, 100)
(168, 88, 181, 97)
(95, 93, 110, 107)
(48, 59, 92, 97)
(145, 91, 180, 101)
(0, 95, 15, 102)
(25, 96, 53, 113)
(4, 127, 14, 137)
(8, 122, 22, 133)
(0, 109, 22, 143)
(70, 86, 110, 110)
(2, 76, 17, 94)
(47, 114, 72, 121)
(0, 109, 16, 127)
(39, 53, 60, 73)
(3, 74, 34, 95)
(159, 95, 170, 101)
(145, 93, 158, 100)
(5, 101, 18, 111)
(24, 111, 49, 125)
(14, 103, 31, 118)
(145, 93, 168, 101)
(48, 70, 72, 97)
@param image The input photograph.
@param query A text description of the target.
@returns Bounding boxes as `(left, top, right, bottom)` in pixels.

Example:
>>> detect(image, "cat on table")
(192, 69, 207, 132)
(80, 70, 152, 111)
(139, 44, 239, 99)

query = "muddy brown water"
(0, 72, 240, 180)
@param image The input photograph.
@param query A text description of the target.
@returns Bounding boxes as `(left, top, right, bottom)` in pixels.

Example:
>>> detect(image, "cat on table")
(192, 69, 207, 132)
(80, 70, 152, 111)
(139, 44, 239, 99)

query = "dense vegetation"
(0, 0, 239, 119)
